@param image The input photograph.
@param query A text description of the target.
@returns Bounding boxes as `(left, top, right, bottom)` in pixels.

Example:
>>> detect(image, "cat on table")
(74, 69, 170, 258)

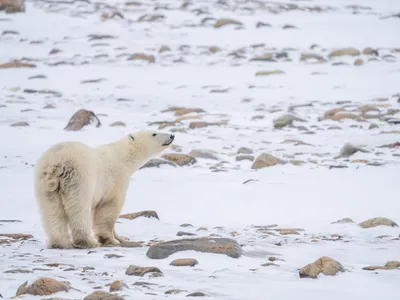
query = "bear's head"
(127, 130, 175, 160)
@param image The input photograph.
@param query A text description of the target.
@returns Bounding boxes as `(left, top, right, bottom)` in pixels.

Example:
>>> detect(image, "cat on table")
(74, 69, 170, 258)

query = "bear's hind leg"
(36, 192, 73, 249)
(93, 200, 121, 246)
(61, 189, 100, 249)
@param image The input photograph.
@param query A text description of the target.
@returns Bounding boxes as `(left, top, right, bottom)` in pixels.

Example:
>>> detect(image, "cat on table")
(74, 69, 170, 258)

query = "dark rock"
(64, 109, 101, 131)
(125, 265, 163, 277)
(146, 237, 243, 259)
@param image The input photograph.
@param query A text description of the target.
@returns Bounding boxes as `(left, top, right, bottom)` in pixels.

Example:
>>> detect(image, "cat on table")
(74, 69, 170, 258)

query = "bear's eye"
(152, 133, 157, 137)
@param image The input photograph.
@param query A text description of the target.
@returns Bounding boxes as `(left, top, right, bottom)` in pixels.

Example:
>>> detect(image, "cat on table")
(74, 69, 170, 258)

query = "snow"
(1, 0, 400, 299)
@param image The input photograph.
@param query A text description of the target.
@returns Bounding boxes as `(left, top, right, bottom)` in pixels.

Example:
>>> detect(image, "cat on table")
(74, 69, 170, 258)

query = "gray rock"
(237, 147, 254, 154)
(146, 237, 243, 259)
(140, 158, 177, 169)
(188, 149, 219, 160)
(125, 265, 163, 277)
(273, 114, 306, 129)
(335, 143, 369, 158)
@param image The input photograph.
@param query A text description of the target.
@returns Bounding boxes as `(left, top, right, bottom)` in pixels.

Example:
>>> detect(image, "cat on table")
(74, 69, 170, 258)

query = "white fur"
(33, 130, 174, 249)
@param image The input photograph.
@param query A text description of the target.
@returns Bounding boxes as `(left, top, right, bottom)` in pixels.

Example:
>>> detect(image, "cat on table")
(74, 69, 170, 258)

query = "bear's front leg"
(113, 229, 130, 243)
(92, 200, 120, 247)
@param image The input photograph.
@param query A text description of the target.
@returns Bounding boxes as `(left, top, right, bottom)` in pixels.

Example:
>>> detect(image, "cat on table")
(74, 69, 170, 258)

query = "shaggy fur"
(34, 130, 174, 249)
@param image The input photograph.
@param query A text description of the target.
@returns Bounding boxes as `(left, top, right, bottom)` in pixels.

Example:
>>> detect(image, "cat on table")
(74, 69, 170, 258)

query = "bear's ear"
(128, 134, 135, 142)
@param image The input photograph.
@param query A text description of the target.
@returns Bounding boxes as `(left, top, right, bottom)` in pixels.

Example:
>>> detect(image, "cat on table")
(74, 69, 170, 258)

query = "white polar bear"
(34, 130, 175, 249)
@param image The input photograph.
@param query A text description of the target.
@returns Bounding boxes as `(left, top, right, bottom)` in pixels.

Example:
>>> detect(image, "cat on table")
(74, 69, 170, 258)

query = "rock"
(236, 155, 254, 162)
(273, 114, 306, 129)
(88, 34, 117, 41)
(255, 70, 285, 76)
(322, 107, 345, 119)
(166, 289, 186, 294)
(354, 58, 364, 66)
(10, 121, 29, 127)
(138, 13, 165, 22)
(175, 115, 202, 122)
(0, 59, 34, 68)
(177, 231, 196, 237)
(49, 48, 62, 55)
(108, 280, 128, 292)
(125, 265, 163, 277)
(331, 218, 355, 224)
(250, 54, 275, 62)
(84, 290, 124, 300)
(140, 158, 177, 169)
(170, 258, 199, 267)
(214, 18, 242, 28)
(290, 160, 305, 166)
(4, 269, 33, 274)
(104, 254, 124, 259)
(188, 149, 219, 160)
(118, 241, 142, 248)
(261, 262, 279, 267)
(127, 53, 155, 63)
(174, 107, 205, 116)
(299, 257, 345, 279)
(187, 292, 207, 297)
(251, 153, 286, 169)
(277, 229, 301, 235)
(208, 46, 220, 53)
(162, 106, 205, 116)
(359, 217, 398, 229)
(162, 153, 197, 166)
(0, 0, 24, 13)
(189, 121, 226, 129)
(369, 123, 378, 130)
(16, 277, 69, 296)
(109, 121, 126, 127)
(64, 109, 101, 131)
(362, 47, 378, 55)
(0, 233, 32, 240)
(300, 53, 326, 63)
(335, 143, 369, 158)
(237, 147, 253, 154)
(378, 142, 400, 148)
(328, 48, 360, 57)
(146, 237, 243, 259)
(331, 112, 361, 121)
(119, 210, 159, 220)
(363, 261, 400, 271)
(159, 45, 171, 53)
(351, 159, 368, 164)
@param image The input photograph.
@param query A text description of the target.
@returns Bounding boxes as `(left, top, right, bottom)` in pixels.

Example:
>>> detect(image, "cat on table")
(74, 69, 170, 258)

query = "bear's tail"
(37, 164, 64, 195)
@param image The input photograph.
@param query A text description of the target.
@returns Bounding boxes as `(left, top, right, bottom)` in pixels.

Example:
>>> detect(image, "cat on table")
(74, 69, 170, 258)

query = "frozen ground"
(1, 0, 400, 299)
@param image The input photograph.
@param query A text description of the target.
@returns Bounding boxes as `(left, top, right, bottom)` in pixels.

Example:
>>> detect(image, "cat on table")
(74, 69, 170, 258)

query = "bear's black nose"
(170, 134, 175, 140)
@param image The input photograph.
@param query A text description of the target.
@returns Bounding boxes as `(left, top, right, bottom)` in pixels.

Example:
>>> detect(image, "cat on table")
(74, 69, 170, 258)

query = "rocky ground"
(1, 0, 400, 299)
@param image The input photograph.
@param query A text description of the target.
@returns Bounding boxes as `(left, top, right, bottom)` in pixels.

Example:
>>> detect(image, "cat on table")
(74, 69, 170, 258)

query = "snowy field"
(1, 0, 400, 299)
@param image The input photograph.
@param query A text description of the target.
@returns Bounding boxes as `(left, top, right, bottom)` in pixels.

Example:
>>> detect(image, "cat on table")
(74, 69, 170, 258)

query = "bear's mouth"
(162, 135, 174, 146)
(162, 140, 173, 146)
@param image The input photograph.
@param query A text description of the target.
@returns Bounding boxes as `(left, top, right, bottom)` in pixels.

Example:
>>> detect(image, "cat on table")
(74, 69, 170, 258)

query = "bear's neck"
(116, 137, 150, 174)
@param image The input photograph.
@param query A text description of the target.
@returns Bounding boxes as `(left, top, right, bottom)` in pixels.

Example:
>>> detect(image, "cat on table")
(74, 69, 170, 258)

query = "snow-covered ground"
(1, 0, 400, 299)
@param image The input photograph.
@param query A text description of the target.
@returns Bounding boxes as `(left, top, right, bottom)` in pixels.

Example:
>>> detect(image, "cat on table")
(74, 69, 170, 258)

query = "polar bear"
(34, 130, 175, 249)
